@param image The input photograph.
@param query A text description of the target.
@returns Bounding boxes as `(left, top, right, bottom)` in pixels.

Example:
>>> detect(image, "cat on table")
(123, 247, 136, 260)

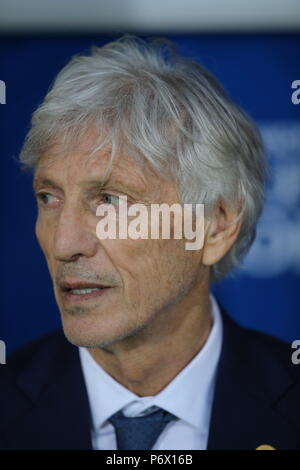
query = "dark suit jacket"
(1, 310, 300, 450)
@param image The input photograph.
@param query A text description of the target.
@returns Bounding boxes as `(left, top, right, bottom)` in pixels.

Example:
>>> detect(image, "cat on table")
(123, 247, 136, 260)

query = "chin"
(60, 313, 137, 349)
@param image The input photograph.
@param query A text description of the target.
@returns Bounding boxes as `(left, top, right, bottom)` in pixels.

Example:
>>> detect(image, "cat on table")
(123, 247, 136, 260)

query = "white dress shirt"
(79, 294, 223, 450)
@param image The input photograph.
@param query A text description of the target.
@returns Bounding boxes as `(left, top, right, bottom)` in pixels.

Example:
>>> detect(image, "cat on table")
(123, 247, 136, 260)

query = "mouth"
(58, 280, 113, 303)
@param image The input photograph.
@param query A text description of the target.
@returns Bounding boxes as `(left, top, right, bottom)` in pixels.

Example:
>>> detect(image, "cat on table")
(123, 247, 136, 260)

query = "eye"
(102, 194, 122, 206)
(37, 192, 59, 205)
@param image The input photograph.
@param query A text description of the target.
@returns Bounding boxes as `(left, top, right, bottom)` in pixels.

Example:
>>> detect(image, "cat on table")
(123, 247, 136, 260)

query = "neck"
(87, 283, 213, 396)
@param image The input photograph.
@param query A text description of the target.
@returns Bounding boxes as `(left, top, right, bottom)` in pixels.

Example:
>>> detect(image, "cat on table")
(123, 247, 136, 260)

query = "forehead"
(34, 131, 156, 191)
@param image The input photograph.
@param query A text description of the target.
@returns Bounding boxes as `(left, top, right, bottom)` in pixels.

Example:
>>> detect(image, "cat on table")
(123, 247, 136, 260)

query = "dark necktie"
(108, 408, 178, 450)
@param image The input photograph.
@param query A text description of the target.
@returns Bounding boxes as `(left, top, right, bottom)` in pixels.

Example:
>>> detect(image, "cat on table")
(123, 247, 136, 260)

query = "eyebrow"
(83, 179, 146, 199)
(32, 176, 146, 199)
(33, 177, 62, 192)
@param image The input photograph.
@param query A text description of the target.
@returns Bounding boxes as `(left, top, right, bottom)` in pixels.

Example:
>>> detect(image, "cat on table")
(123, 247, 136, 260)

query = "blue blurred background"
(0, 0, 300, 353)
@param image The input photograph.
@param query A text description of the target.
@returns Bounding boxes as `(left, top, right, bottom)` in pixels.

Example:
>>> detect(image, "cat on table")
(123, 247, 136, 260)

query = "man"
(1, 36, 299, 450)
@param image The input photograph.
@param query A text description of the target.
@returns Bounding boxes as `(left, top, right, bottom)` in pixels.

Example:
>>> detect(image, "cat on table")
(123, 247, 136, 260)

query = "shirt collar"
(79, 294, 223, 432)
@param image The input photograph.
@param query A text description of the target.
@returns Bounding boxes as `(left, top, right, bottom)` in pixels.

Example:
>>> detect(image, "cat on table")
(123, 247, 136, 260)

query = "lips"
(59, 280, 111, 292)
(58, 279, 112, 303)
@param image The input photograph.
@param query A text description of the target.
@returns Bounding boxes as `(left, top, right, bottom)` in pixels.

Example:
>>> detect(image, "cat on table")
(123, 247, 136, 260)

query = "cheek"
(150, 238, 202, 299)
(102, 238, 155, 284)
(35, 217, 44, 248)
(35, 217, 54, 264)
(103, 237, 196, 300)
(100, 239, 162, 311)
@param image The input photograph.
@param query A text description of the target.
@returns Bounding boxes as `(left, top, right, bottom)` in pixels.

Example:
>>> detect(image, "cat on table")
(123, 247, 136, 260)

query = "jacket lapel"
(2, 333, 92, 450)
(3, 312, 300, 450)
(207, 311, 300, 450)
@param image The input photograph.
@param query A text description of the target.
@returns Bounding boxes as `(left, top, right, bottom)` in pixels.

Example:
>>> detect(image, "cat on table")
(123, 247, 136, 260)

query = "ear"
(202, 200, 243, 267)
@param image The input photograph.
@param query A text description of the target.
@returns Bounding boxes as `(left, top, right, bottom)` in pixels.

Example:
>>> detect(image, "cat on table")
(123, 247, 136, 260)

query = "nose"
(53, 203, 98, 262)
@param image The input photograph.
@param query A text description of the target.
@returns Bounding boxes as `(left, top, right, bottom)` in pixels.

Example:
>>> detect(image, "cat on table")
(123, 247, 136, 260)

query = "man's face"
(34, 132, 206, 348)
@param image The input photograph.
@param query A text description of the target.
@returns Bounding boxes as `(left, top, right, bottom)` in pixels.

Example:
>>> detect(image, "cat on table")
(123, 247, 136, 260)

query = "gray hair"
(20, 36, 266, 282)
